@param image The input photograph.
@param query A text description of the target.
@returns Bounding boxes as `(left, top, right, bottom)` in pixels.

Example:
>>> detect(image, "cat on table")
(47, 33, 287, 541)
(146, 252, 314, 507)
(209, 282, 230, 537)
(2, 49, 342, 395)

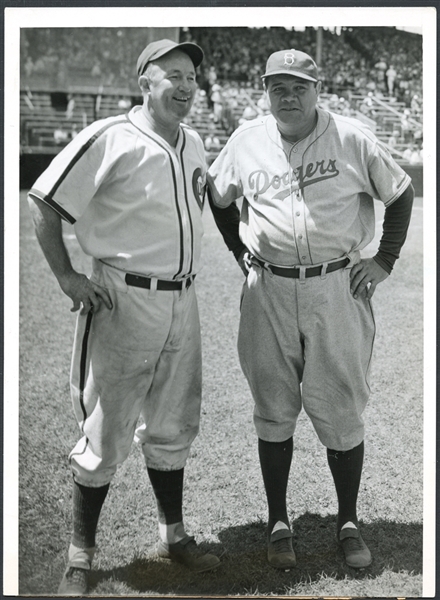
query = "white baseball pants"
(238, 263, 375, 451)
(69, 260, 202, 487)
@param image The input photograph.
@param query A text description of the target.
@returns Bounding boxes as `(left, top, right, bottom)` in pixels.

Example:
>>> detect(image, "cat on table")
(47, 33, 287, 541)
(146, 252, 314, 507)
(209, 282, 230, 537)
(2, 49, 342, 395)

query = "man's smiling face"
(265, 74, 320, 130)
(146, 50, 197, 127)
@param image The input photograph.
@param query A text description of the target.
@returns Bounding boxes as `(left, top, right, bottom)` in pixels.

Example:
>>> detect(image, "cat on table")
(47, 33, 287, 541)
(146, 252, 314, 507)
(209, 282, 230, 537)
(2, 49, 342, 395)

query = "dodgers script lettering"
(248, 159, 340, 201)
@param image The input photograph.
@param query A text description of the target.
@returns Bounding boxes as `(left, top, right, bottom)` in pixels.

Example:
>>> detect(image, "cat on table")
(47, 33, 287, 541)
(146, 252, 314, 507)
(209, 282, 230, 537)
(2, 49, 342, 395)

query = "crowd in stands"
(183, 27, 317, 88)
(181, 26, 422, 157)
(21, 28, 153, 89)
(182, 26, 422, 106)
(21, 27, 422, 104)
(20, 26, 423, 161)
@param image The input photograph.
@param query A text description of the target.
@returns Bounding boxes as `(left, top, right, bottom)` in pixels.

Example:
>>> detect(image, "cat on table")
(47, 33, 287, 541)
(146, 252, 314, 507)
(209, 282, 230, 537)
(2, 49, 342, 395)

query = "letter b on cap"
(284, 52, 295, 66)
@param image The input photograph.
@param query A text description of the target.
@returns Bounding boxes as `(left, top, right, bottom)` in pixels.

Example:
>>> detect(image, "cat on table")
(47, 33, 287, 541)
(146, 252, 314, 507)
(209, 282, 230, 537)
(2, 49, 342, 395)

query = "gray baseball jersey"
(208, 108, 411, 267)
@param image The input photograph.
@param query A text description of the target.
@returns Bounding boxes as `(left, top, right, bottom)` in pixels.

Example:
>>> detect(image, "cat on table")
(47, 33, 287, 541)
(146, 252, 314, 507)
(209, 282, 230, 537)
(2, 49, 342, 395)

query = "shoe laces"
(182, 537, 202, 555)
(341, 535, 363, 552)
(66, 567, 87, 584)
(272, 536, 292, 555)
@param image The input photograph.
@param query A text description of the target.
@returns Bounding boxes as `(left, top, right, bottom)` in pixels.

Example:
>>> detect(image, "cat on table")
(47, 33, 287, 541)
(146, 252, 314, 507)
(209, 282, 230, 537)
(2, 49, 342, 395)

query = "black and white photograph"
(4, 5, 436, 598)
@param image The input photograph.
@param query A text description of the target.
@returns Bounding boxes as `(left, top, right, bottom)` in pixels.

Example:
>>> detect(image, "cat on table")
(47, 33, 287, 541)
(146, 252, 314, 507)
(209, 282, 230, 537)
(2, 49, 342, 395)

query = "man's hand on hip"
(349, 258, 389, 300)
(58, 271, 113, 314)
(237, 249, 252, 277)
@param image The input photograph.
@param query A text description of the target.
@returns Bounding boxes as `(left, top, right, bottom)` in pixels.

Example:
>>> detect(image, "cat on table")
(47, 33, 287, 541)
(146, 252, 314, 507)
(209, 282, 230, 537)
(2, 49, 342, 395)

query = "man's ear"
(138, 75, 150, 93)
(315, 80, 322, 95)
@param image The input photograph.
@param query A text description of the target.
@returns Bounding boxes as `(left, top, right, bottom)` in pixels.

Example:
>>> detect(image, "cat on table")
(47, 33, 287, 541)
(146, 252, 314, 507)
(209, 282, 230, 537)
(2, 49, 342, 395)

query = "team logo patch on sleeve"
(192, 168, 205, 210)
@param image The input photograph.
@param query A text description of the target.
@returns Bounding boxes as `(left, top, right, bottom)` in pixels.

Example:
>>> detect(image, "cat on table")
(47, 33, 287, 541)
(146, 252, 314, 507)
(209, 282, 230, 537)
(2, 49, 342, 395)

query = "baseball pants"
(69, 260, 202, 488)
(238, 262, 376, 451)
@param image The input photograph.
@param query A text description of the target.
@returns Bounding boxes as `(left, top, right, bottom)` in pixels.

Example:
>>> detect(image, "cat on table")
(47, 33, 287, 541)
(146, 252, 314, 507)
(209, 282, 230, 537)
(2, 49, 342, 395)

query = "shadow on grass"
(89, 513, 422, 596)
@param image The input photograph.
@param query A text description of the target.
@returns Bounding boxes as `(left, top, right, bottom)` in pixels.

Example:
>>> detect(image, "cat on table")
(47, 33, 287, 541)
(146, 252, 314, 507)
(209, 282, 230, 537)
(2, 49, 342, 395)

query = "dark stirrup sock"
(258, 437, 293, 534)
(326, 441, 364, 531)
(71, 481, 110, 548)
(147, 467, 184, 524)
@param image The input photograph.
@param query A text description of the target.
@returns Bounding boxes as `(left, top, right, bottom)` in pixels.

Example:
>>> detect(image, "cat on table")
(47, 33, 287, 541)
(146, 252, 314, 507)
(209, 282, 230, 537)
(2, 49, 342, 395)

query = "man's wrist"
(373, 253, 393, 275)
(233, 243, 247, 262)
(56, 267, 79, 288)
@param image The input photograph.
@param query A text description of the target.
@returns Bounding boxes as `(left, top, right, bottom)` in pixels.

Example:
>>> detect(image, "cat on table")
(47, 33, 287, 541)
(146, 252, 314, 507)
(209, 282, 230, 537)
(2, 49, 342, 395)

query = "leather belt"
(125, 273, 195, 290)
(253, 257, 350, 278)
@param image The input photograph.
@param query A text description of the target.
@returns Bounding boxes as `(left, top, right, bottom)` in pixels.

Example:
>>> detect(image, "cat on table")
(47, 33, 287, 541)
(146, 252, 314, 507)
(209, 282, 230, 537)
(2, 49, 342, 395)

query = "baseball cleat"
(338, 526, 372, 568)
(57, 566, 89, 596)
(156, 534, 220, 572)
(267, 528, 296, 569)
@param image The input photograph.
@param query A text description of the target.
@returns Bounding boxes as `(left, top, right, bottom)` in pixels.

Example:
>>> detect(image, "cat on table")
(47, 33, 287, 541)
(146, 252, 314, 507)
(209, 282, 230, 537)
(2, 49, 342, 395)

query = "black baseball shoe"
(57, 565, 89, 595)
(157, 534, 220, 572)
(338, 524, 372, 568)
(267, 527, 296, 569)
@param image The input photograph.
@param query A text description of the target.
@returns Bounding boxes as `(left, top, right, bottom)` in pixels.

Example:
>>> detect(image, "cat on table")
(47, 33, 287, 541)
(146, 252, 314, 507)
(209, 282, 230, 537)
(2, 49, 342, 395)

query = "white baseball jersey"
(29, 106, 206, 279)
(208, 108, 411, 267)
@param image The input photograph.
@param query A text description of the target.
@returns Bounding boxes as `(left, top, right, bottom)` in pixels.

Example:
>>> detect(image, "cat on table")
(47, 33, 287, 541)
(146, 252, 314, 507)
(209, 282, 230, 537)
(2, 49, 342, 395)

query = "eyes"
(271, 84, 309, 95)
(168, 73, 196, 83)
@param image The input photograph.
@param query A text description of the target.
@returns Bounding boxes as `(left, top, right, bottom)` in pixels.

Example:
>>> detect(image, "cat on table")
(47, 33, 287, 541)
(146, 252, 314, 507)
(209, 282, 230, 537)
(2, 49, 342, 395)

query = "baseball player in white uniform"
(28, 38, 220, 595)
(207, 49, 414, 570)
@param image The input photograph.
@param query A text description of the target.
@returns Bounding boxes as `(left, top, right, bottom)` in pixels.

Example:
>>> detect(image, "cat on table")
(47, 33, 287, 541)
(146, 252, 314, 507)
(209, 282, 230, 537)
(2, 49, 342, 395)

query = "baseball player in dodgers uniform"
(28, 39, 220, 595)
(207, 49, 414, 570)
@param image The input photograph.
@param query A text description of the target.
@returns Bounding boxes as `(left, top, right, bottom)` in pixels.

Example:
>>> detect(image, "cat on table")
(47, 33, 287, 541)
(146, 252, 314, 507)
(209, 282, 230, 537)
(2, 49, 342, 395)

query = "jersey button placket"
(289, 146, 308, 263)
(292, 190, 310, 264)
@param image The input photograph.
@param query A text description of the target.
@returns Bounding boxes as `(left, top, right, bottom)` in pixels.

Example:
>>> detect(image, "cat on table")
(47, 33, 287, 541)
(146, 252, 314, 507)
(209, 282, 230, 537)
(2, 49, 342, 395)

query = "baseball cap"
(137, 38, 204, 76)
(262, 49, 318, 82)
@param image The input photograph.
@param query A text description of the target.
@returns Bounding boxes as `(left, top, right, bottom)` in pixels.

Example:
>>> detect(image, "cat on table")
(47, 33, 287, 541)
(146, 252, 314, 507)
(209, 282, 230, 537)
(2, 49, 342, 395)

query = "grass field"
(17, 190, 425, 597)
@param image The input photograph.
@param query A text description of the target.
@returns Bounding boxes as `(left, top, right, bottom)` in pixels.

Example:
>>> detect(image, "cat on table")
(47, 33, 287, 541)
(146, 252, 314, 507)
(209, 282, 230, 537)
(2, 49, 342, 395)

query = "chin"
(278, 114, 300, 124)
(176, 104, 192, 116)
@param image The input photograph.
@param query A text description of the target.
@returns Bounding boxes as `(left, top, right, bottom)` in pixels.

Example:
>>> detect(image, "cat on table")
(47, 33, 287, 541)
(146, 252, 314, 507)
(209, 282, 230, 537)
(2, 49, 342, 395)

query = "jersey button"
(302, 255, 307, 260)
(253, 193, 258, 200)
(296, 211, 300, 216)
(298, 234, 303, 239)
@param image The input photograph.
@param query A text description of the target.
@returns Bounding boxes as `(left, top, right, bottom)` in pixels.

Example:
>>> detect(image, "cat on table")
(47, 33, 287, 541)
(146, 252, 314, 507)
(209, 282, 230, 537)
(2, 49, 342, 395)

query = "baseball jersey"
(207, 108, 411, 267)
(29, 106, 207, 280)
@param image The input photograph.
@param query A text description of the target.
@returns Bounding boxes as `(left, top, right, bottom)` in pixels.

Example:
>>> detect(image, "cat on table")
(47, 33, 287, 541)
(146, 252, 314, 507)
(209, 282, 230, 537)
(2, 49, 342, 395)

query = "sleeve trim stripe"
(28, 188, 76, 224)
(47, 116, 129, 199)
(383, 175, 412, 207)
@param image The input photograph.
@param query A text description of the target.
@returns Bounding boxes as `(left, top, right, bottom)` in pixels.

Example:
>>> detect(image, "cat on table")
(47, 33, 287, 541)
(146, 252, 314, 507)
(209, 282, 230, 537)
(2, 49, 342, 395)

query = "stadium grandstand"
(20, 26, 423, 192)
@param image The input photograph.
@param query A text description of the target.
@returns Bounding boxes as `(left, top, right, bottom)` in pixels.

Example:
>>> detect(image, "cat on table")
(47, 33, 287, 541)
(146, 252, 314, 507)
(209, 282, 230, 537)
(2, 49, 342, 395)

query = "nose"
(179, 78, 193, 92)
(284, 89, 299, 101)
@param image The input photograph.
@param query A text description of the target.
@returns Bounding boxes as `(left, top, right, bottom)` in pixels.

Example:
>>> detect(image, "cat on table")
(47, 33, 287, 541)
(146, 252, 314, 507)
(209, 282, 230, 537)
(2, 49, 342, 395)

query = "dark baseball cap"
(262, 49, 318, 82)
(137, 38, 204, 76)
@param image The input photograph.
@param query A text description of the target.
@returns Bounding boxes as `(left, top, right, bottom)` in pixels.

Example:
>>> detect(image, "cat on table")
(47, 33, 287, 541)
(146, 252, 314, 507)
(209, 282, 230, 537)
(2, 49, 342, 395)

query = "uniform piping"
(69, 311, 94, 466)
(79, 311, 94, 430)
(179, 130, 195, 277)
(127, 116, 185, 279)
(49, 116, 129, 199)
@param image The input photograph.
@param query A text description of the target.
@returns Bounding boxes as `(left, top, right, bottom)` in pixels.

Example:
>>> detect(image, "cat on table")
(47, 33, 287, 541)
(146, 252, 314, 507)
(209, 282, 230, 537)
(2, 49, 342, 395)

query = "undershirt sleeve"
(207, 186, 247, 261)
(373, 183, 414, 273)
